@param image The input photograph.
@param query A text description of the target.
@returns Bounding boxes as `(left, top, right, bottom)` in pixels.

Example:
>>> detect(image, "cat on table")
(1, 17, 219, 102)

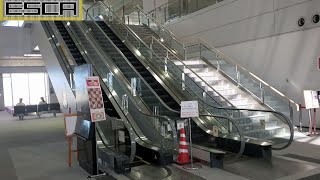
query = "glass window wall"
(3, 73, 49, 107)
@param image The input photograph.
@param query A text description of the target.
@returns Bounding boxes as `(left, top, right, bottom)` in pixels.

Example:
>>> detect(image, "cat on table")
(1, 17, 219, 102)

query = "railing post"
(216, 55, 220, 70)
(260, 82, 265, 104)
(138, 10, 141, 25)
(289, 102, 294, 123)
(179, 0, 182, 17)
(199, 43, 202, 58)
(182, 66, 186, 90)
(236, 66, 240, 86)
(299, 104, 302, 132)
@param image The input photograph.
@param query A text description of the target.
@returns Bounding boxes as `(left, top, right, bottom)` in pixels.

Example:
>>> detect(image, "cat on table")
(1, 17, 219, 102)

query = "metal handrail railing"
(146, 36, 238, 110)
(134, 6, 299, 114)
(84, 6, 180, 115)
(82, 11, 180, 149)
(61, 19, 178, 151)
(84, 2, 294, 150)
(86, 2, 238, 112)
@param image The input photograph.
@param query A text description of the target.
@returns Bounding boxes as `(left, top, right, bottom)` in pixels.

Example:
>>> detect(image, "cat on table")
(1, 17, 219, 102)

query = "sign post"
(85, 76, 108, 179)
(180, 101, 202, 170)
(303, 90, 319, 135)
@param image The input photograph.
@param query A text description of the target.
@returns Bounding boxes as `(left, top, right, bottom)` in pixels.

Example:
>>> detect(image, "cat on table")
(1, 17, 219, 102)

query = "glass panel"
(29, 73, 47, 105)
(11, 73, 29, 105)
(3, 74, 13, 107)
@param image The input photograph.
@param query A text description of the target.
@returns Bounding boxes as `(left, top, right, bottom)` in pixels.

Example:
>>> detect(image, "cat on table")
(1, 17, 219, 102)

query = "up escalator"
(43, 21, 178, 170)
(83, 2, 293, 159)
(85, 21, 180, 116)
(82, 19, 246, 159)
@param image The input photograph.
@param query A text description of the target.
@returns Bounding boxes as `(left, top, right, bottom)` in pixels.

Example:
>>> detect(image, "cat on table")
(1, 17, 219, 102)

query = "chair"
(13, 106, 26, 120)
(37, 104, 49, 117)
(25, 105, 38, 114)
(49, 103, 61, 117)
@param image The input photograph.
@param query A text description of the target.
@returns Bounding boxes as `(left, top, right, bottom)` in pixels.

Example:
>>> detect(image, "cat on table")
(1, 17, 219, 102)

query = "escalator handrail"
(200, 113, 245, 160)
(84, 3, 238, 133)
(63, 19, 179, 150)
(86, 1, 237, 111)
(84, 8, 180, 115)
(85, 1, 236, 112)
(55, 20, 176, 152)
(42, 22, 74, 82)
(120, 9, 294, 151)
(86, 3, 293, 150)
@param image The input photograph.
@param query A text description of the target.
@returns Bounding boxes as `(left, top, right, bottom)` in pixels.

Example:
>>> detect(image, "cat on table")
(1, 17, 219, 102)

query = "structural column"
(0, 74, 5, 110)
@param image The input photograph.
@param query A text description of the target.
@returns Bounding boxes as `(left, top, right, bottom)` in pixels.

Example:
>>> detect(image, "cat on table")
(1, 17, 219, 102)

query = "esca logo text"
(1, 0, 83, 20)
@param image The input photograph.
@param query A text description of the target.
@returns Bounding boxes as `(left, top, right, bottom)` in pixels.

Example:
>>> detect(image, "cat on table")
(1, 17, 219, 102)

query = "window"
(1, 21, 24, 27)
(3, 74, 13, 107)
(2, 73, 49, 107)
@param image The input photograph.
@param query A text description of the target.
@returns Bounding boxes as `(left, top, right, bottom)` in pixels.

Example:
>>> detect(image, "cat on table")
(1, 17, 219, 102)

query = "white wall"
(163, 0, 320, 126)
(0, 27, 33, 57)
(143, 0, 168, 13)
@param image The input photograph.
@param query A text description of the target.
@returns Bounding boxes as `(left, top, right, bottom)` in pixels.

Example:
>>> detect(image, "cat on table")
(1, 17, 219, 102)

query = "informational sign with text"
(304, 90, 320, 109)
(180, 101, 199, 118)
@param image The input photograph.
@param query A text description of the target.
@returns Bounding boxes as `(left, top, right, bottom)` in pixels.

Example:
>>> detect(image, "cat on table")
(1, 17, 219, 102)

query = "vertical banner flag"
(85, 76, 106, 122)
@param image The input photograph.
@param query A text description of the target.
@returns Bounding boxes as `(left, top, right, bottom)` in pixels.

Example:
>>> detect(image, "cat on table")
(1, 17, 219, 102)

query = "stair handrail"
(87, 1, 239, 111)
(135, 5, 183, 45)
(134, 6, 299, 114)
(145, 35, 294, 150)
(85, 2, 247, 141)
(186, 38, 299, 108)
(85, 2, 294, 150)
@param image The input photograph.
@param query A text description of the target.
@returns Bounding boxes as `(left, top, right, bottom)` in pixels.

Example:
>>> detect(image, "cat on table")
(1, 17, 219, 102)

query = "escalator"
(85, 21, 180, 115)
(82, 13, 247, 160)
(83, 2, 293, 159)
(42, 21, 179, 173)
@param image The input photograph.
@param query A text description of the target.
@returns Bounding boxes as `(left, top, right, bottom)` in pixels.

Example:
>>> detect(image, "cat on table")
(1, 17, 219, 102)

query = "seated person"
(39, 97, 47, 105)
(16, 98, 25, 119)
(16, 98, 25, 106)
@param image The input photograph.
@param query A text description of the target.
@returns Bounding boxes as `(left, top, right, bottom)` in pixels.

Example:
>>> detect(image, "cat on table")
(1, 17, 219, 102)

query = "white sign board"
(304, 90, 320, 109)
(65, 116, 77, 136)
(180, 101, 199, 118)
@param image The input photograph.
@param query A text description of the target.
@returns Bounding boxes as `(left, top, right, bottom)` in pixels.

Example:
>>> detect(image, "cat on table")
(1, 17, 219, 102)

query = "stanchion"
(183, 118, 202, 170)
(309, 109, 312, 135)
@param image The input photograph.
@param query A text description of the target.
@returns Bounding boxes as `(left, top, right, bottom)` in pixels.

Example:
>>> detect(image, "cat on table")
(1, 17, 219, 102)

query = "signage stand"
(303, 90, 319, 136)
(85, 76, 109, 179)
(180, 101, 202, 170)
(183, 118, 202, 170)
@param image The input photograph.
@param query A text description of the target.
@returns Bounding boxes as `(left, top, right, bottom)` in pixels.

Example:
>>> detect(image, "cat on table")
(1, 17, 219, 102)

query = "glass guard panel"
(54, 20, 178, 153)
(84, 2, 294, 150)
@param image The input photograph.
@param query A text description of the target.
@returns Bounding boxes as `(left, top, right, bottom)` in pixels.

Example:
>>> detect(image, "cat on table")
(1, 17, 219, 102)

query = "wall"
(0, 74, 4, 110)
(0, 27, 34, 57)
(163, 0, 320, 126)
(143, 0, 168, 13)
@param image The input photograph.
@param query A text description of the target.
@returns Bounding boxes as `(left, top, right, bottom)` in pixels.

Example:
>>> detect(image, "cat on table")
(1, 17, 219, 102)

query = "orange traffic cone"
(176, 128, 191, 165)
